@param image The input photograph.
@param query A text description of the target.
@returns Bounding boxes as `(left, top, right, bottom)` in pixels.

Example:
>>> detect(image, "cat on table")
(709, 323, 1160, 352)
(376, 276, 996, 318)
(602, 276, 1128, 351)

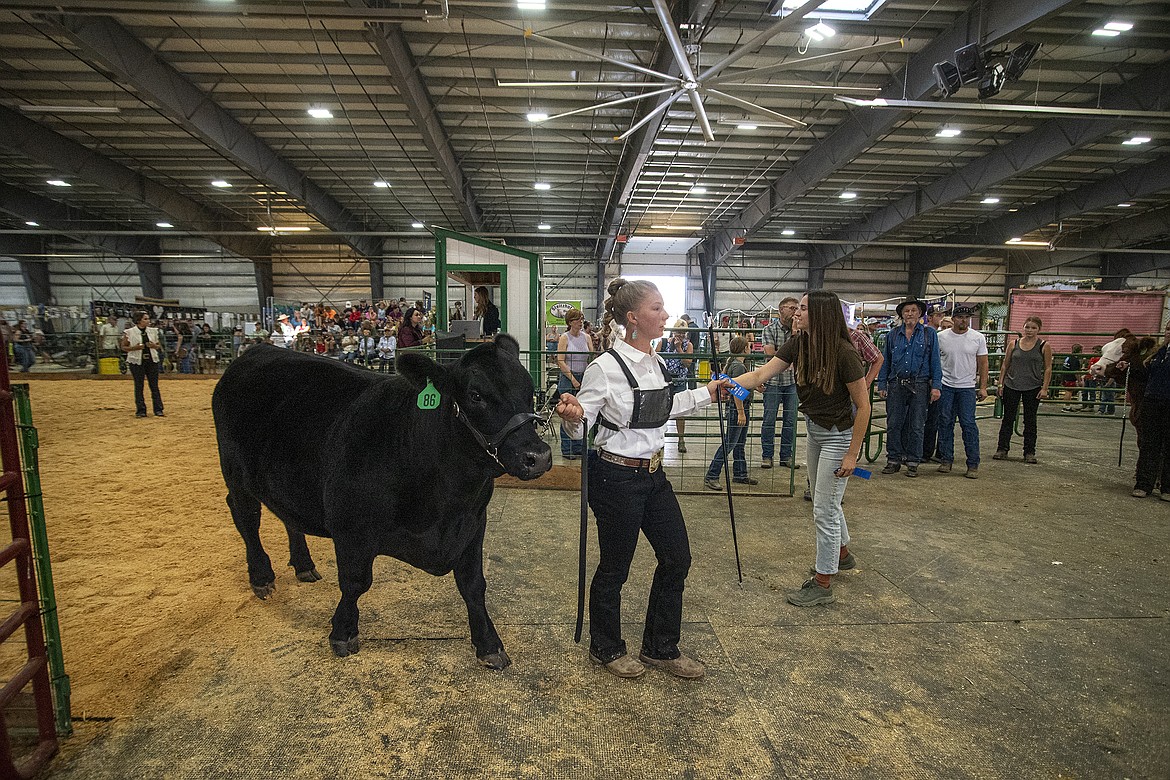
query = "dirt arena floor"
(4, 377, 1169, 779)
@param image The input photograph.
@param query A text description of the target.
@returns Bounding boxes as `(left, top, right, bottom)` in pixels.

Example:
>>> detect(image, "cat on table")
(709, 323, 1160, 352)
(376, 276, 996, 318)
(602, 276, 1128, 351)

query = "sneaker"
(906, 464, 919, 478)
(704, 478, 722, 491)
(1132, 489, 1148, 498)
(638, 652, 705, 680)
(135, 411, 147, 418)
(732, 477, 759, 485)
(937, 462, 952, 474)
(154, 411, 165, 417)
(881, 462, 901, 475)
(965, 466, 979, 479)
(760, 457, 773, 469)
(809, 551, 855, 575)
(677, 441, 687, 454)
(786, 579, 836, 607)
(590, 651, 645, 679)
(1062, 405, 1075, 413)
(1023, 454, 1038, 464)
(992, 450, 1008, 460)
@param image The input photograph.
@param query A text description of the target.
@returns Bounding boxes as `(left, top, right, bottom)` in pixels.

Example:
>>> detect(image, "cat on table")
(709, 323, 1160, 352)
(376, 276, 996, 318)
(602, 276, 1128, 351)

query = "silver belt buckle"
(649, 450, 662, 473)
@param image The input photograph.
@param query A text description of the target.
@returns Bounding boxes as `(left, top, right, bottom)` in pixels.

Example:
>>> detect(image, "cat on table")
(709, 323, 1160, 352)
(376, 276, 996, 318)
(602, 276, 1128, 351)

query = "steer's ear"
(494, 333, 520, 361)
(396, 351, 448, 390)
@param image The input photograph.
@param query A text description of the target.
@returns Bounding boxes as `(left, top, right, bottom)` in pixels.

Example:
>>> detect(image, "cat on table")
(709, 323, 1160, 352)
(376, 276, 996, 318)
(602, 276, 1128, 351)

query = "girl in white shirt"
(557, 278, 724, 681)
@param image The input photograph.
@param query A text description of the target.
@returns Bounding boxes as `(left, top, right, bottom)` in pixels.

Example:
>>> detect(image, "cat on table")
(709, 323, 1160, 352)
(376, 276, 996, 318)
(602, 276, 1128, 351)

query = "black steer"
(211, 334, 551, 669)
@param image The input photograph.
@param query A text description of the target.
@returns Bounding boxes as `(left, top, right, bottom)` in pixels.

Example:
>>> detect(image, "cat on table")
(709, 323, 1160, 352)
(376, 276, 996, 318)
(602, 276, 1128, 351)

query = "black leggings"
(997, 386, 1041, 455)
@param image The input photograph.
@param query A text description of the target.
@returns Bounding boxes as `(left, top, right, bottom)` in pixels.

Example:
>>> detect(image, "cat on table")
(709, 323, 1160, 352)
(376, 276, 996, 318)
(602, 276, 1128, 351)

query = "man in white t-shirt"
(935, 304, 989, 478)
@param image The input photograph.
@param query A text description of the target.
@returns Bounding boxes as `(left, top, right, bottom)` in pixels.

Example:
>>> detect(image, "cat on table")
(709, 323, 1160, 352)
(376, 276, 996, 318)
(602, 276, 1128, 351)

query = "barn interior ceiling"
(0, 0, 1167, 293)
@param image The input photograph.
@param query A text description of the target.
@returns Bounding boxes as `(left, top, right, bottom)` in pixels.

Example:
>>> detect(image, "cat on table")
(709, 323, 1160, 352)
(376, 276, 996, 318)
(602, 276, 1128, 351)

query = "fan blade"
(614, 89, 685, 141)
(542, 87, 679, 123)
(497, 81, 674, 88)
(703, 89, 807, 128)
(728, 83, 881, 94)
(706, 39, 906, 87)
(525, 29, 678, 82)
(698, 0, 831, 82)
(687, 91, 716, 142)
(650, 0, 700, 84)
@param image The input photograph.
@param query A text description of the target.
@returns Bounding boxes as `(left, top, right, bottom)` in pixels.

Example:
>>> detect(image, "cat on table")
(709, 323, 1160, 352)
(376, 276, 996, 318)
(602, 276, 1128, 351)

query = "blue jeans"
(706, 403, 750, 481)
(761, 383, 797, 461)
(1098, 382, 1117, 414)
(13, 344, 35, 372)
(806, 418, 852, 575)
(885, 379, 930, 465)
(936, 386, 980, 467)
(558, 371, 584, 457)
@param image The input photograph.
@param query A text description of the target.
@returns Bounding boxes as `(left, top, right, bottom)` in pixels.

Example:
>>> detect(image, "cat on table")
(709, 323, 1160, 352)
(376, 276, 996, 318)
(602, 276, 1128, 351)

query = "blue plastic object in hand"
(714, 373, 751, 401)
(852, 467, 872, 479)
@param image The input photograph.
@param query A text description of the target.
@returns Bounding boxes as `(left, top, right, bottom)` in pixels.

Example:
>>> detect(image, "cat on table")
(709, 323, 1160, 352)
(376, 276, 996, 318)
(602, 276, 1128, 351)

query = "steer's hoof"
(251, 581, 276, 599)
(477, 649, 511, 671)
(330, 635, 360, 657)
(295, 568, 322, 583)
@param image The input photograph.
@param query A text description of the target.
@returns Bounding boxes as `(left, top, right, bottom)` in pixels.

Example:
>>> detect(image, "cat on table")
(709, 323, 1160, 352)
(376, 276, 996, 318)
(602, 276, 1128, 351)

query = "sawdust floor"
(3, 377, 1168, 779)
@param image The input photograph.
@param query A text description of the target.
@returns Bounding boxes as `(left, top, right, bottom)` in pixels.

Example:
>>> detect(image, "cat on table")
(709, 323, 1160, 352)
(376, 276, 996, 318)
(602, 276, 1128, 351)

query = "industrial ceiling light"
(1103, 21, 1134, 32)
(736, 122, 759, 130)
(935, 126, 962, 138)
(1117, 202, 1134, 208)
(257, 226, 311, 232)
(156, 222, 174, 228)
(46, 179, 70, 187)
(1122, 136, 1151, 145)
(689, 186, 707, 194)
(533, 182, 551, 190)
(307, 108, 333, 119)
(954, 43, 986, 84)
(537, 223, 551, 230)
(517, 0, 546, 9)
(24, 221, 39, 226)
(411, 221, 425, 229)
(804, 22, 836, 42)
(1091, 28, 1121, 37)
(935, 41, 1038, 98)
(526, 112, 548, 123)
(650, 224, 702, 230)
(781, 228, 795, 236)
(839, 191, 858, 199)
(373, 180, 391, 188)
(981, 197, 1000, 204)
(932, 61, 962, 98)
(977, 62, 1006, 99)
(1004, 43, 1040, 82)
(211, 179, 232, 188)
(18, 104, 120, 114)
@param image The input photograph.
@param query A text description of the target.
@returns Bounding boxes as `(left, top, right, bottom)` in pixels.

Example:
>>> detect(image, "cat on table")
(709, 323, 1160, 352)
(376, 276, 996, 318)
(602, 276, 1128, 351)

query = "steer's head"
(398, 334, 552, 480)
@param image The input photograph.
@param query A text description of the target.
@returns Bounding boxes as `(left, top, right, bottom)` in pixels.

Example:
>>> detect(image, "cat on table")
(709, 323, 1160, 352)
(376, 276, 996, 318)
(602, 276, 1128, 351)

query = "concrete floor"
(40, 411, 1170, 779)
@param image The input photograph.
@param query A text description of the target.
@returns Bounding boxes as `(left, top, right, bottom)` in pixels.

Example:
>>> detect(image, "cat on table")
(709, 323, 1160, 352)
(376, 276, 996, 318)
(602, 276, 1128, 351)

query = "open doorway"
(624, 274, 688, 324)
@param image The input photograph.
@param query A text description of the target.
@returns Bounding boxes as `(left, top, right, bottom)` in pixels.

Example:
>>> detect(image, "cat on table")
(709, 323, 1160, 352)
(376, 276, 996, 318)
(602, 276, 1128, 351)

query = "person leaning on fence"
(734, 290, 871, 607)
(935, 305, 989, 479)
(704, 336, 758, 490)
(1119, 320, 1170, 500)
(759, 297, 799, 470)
(120, 311, 165, 418)
(877, 298, 941, 478)
(993, 316, 1053, 464)
(555, 278, 727, 681)
(556, 307, 593, 460)
(657, 320, 694, 453)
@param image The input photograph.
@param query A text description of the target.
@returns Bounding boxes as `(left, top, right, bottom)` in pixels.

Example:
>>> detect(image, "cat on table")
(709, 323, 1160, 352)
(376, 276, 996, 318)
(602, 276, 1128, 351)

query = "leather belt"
(598, 448, 663, 473)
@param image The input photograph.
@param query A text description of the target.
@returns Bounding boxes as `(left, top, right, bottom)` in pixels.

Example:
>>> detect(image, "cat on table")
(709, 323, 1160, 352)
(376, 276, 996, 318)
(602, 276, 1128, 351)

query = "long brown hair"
(795, 290, 859, 395)
(600, 278, 657, 345)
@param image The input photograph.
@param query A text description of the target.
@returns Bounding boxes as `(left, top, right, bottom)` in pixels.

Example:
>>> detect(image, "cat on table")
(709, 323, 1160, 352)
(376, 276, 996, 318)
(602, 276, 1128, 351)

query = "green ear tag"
(417, 379, 441, 410)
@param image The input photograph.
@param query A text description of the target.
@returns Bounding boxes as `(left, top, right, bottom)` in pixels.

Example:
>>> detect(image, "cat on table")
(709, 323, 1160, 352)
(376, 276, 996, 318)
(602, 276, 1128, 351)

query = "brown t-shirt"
(776, 334, 865, 431)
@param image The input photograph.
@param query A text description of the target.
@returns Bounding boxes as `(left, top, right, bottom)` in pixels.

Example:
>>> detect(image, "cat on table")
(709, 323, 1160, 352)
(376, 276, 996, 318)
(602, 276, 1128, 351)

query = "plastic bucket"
(698, 361, 710, 382)
(98, 357, 121, 375)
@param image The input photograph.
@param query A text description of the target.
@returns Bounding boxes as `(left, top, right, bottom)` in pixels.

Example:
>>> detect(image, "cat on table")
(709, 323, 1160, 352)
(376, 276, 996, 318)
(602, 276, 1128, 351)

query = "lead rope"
(706, 312, 744, 584)
(574, 417, 595, 643)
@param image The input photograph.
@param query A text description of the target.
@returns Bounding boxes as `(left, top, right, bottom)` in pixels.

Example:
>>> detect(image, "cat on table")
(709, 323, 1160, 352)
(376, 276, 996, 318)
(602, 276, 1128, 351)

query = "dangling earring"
(630, 325, 638, 340)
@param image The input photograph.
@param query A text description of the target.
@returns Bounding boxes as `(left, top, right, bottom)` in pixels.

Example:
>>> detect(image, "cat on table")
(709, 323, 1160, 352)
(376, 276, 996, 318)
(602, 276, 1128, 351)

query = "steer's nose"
(522, 447, 552, 479)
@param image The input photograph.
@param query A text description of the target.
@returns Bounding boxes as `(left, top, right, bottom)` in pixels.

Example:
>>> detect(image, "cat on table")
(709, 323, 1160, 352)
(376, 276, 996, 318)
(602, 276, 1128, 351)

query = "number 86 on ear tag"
(417, 379, 441, 410)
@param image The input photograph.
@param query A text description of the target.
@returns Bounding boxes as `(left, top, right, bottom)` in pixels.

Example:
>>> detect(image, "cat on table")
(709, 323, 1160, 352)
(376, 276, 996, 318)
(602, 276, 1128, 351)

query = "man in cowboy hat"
(876, 298, 941, 477)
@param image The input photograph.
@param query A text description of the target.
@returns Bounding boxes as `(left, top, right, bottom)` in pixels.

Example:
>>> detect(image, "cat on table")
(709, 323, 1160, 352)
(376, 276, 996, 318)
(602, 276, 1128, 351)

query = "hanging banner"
(545, 300, 583, 325)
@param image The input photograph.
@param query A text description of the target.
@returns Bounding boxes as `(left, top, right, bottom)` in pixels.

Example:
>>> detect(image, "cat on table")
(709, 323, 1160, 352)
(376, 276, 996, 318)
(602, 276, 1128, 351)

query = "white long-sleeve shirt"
(564, 337, 711, 459)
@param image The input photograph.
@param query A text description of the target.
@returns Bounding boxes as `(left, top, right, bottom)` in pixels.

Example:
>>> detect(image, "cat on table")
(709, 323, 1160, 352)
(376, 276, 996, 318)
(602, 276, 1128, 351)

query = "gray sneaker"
(704, 478, 722, 491)
(786, 579, 836, 607)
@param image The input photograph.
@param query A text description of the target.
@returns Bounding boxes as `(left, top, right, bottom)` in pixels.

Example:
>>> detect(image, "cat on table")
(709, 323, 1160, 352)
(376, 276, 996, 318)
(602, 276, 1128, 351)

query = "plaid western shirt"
(761, 320, 795, 388)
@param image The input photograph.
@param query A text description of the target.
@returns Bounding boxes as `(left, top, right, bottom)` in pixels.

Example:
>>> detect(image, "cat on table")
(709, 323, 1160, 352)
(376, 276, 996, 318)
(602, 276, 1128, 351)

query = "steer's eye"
(468, 390, 483, 403)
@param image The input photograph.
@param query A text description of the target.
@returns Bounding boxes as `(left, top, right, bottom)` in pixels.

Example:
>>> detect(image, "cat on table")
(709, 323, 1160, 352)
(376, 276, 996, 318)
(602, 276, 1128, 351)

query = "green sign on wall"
(545, 300, 583, 325)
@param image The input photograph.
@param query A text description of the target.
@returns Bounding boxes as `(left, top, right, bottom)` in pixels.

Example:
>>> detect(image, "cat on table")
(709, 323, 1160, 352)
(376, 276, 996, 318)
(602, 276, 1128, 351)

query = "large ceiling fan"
(501, 0, 903, 141)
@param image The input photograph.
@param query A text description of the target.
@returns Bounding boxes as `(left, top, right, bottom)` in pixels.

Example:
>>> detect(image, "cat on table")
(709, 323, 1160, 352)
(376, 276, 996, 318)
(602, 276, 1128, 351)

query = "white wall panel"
(0, 259, 29, 307)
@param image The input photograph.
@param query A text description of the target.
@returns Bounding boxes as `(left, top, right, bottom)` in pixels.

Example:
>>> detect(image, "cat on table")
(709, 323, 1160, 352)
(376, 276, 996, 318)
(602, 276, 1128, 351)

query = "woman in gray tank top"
(556, 308, 594, 459)
(994, 316, 1054, 463)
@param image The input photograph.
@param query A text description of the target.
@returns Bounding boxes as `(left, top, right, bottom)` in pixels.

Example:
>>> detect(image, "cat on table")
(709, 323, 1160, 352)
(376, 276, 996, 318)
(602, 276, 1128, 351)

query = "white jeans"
(805, 417, 852, 575)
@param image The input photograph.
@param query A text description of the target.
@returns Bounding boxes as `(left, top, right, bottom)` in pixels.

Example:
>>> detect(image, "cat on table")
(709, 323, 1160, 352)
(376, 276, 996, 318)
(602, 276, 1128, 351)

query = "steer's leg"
(286, 531, 321, 583)
(454, 523, 510, 670)
(328, 536, 374, 657)
(226, 490, 276, 599)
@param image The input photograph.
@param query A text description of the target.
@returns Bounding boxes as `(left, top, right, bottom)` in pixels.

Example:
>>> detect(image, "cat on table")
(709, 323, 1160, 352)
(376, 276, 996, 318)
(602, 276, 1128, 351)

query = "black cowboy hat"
(895, 298, 929, 317)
